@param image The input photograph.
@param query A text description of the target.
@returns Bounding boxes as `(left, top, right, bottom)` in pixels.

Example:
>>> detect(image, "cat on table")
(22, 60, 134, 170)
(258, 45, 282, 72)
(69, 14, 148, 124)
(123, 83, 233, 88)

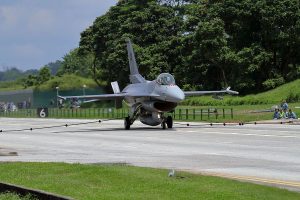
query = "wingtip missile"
(226, 87, 239, 95)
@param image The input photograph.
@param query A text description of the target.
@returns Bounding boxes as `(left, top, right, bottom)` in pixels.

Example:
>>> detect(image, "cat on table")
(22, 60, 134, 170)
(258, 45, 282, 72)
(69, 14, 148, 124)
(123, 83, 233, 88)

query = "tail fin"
(126, 38, 146, 83)
(126, 39, 139, 75)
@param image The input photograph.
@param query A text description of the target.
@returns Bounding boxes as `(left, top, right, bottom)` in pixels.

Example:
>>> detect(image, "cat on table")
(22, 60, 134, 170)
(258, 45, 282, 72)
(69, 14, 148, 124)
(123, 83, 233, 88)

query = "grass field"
(183, 79, 300, 106)
(0, 163, 299, 200)
(0, 74, 105, 92)
(36, 74, 104, 91)
(0, 80, 27, 92)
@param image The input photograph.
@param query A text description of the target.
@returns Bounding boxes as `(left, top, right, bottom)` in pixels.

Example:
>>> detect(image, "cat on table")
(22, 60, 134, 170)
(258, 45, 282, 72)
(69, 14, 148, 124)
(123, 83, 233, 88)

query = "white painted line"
(202, 172, 300, 189)
(200, 131, 300, 138)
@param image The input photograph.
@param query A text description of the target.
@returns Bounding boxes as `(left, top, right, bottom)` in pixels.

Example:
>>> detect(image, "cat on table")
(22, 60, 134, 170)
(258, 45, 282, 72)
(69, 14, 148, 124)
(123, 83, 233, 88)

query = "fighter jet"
(59, 39, 238, 129)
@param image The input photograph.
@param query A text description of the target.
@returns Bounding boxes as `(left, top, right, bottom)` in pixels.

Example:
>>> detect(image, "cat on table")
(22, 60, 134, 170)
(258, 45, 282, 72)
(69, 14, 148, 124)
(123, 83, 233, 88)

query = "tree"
(76, 0, 300, 94)
(23, 67, 51, 88)
(23, 74, 38, 88)
(79, 0, 183, 88)
(58, 48, 93, 78)
(46, 60, 63, 75)
(37, 67, 51, 84)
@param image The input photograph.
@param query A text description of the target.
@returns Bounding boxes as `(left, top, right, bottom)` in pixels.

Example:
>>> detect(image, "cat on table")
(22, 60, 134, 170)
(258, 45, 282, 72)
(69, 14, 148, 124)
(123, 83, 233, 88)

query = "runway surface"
(0, 117, 300, 191)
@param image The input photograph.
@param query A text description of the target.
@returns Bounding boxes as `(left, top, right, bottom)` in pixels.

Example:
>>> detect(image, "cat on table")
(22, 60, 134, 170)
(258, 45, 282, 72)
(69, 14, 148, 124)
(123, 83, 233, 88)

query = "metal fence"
(173, 108, 234, 121)
(0, 107, 233, 121)
(0, 88, 105, 109)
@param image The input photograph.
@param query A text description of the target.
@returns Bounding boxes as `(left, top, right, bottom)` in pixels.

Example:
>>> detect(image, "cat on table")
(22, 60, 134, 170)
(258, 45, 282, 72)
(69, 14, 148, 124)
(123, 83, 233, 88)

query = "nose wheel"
(161, 121, 166, 129)
(161, 116, 173, 129)
(166, 116, 173, 128)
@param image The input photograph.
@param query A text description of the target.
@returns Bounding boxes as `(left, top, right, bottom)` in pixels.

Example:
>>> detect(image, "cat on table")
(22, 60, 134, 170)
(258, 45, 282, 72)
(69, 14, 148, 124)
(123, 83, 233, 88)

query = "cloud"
(0, 6, 19, 32)
(11, 44, 44, 58)
(0, 43, 45, 69)
(0, 0, 118, 70)
(0, 4, 56, 36)
(27, 9, 55, 33)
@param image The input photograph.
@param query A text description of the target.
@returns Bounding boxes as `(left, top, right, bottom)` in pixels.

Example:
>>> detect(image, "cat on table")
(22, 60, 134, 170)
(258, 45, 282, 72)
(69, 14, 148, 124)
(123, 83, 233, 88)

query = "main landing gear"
(124, 116, 132, 130)
(161, 116, 173, 129)
(124, 105, 141, 130)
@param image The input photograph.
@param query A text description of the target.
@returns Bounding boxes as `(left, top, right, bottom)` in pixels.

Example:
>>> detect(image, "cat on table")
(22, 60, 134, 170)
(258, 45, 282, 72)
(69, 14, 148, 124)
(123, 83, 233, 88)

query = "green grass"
(0, 80, 26, 92)
(183, 79, 300, 106)
(0, 74, 102, 92)
(0, 163, 299, 200)
(35, 74, 104, 91)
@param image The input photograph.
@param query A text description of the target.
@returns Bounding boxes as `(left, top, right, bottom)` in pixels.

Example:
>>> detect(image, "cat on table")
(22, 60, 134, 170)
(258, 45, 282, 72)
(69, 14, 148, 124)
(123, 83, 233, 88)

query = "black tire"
(166, 116, 173, 128)
(124, 117, 131, 130)
(161, 121, 166, 129)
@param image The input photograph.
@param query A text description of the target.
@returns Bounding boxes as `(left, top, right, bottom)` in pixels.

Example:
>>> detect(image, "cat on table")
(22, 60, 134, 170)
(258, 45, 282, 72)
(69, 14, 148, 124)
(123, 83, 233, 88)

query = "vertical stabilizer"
(126, 39, 139, 75)
(126, 39, 146, 83)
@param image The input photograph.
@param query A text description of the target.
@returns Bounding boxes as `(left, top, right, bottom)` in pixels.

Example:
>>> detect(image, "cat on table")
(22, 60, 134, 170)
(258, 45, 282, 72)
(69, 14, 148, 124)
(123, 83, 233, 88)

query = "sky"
(0, 0, 118, 71)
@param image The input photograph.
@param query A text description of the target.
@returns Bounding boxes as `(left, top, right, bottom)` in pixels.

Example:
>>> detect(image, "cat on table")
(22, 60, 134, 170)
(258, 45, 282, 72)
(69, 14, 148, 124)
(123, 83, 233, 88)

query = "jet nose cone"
(177, 90, 185, 101)
(168, 87, 185, 102)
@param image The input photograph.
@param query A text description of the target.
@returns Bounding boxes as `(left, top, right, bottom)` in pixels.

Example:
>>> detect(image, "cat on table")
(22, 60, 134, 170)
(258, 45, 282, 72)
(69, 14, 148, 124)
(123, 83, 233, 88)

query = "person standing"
(281, 100, 289, 112)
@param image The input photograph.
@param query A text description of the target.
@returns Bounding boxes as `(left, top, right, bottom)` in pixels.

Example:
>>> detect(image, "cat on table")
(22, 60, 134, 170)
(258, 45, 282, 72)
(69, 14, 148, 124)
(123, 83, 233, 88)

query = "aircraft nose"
(168, 87, 185, 102)
(176, 90, 185, 101)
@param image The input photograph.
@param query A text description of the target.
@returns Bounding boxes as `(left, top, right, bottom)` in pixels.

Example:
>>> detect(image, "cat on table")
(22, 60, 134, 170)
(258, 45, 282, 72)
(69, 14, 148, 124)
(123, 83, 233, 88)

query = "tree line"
(57, 0, 300, 94)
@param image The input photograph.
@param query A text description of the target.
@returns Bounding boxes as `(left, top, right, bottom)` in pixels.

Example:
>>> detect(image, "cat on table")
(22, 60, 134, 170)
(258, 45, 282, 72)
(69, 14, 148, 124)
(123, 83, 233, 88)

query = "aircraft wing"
(184, 87, 239, 96)
(58, 93, 126, 101)
(58, 92, 160, 102)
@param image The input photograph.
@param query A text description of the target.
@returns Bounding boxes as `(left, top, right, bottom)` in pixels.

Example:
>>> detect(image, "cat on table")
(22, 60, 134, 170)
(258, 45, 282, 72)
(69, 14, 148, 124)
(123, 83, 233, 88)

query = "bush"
(287, 92, 300, 103)
(262, 77, 285, 90)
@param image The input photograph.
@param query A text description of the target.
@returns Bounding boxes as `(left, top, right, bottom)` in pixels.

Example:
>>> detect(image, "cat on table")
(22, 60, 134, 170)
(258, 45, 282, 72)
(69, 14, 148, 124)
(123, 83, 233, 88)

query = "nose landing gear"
(161, 116, 173, 129)
(166, 116, 173, 128)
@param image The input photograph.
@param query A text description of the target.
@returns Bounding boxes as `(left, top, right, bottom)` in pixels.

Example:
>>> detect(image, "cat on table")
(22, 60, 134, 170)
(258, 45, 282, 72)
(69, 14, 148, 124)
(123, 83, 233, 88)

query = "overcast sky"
(0, 0, 118, 71)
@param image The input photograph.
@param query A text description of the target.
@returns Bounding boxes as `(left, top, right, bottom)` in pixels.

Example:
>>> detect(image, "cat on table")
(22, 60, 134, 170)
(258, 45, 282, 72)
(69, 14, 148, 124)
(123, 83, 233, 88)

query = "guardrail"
(0, 108, 234, 121)
(0, 182, 73, 200)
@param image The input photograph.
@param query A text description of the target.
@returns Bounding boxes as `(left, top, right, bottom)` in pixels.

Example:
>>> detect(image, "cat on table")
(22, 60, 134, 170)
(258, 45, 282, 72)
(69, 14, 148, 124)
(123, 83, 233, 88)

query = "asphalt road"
(0, 117, 300, 191)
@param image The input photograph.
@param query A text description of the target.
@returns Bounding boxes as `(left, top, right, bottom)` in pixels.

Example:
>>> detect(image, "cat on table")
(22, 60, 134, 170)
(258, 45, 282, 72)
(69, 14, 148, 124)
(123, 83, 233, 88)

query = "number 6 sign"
(37, 108, 48, 118)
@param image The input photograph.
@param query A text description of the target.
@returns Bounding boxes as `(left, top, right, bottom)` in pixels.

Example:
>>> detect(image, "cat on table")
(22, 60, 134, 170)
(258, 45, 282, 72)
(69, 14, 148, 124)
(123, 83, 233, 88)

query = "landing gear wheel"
(166, 116, 173, 128)
(124, 117, 131, 130)
(161, 121, 166, 129)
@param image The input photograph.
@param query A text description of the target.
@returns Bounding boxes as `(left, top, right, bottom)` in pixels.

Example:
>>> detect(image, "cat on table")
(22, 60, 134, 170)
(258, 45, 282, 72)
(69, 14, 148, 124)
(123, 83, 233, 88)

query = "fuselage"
(122, 80, 185, 112)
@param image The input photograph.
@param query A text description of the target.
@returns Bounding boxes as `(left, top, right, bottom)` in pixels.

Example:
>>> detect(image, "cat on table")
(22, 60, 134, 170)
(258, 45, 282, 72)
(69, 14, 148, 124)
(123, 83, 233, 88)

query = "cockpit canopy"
(156, 73, 175, 85)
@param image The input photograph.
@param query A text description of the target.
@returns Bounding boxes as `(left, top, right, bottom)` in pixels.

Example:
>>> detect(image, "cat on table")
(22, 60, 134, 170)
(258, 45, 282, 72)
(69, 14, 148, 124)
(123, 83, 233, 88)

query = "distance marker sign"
(37, 108, 48, 118)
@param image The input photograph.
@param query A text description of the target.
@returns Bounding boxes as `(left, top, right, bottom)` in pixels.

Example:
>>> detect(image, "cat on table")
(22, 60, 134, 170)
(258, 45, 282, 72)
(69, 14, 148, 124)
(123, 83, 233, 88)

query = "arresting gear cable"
(0, 118, 299, 133)
(174, 120, 300, 127)
(0, 119, 109, 133)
